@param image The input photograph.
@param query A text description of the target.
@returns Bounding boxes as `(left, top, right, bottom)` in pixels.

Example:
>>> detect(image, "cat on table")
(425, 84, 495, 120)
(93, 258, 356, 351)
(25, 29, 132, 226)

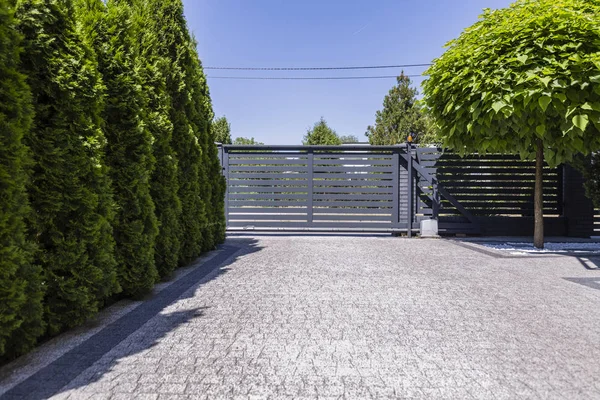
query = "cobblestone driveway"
(2, 235, 600, 399)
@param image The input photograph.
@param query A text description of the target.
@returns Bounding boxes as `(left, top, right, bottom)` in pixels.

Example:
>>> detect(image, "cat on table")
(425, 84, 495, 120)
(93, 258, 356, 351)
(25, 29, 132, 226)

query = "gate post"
(307, 149, 314, 223)
(223, 147, 229, 227)
(406, 144, 414, 237)
(392, 149, 400, 230)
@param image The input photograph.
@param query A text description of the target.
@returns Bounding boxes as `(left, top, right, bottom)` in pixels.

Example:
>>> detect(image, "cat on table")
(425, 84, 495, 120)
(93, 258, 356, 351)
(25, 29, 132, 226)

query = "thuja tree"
(423, 0, 600, 248)
(193, 58, 226, 248)
(76, 0, 159, 296)
(146, 0, 209, 265)
(303, 117, 342, 145)
(0, 0, 44, 359)
(367, 73, 435, 145)
(16, 0, 120, 334)
(130, 0, 182, 279)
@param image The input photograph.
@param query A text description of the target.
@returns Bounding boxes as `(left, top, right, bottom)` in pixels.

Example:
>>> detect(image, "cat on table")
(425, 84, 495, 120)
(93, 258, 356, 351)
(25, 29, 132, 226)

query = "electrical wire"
(207, 74, 424, 80)
(204, 63, 432, 71)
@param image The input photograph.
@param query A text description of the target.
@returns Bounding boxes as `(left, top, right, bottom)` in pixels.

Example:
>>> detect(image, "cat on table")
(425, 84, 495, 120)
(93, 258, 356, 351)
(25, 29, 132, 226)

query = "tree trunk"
(534, 139, 544, 249)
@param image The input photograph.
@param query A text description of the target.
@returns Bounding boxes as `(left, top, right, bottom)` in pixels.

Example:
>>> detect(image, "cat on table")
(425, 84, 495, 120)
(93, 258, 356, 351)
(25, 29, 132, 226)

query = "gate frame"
(218, 144, 480, 234)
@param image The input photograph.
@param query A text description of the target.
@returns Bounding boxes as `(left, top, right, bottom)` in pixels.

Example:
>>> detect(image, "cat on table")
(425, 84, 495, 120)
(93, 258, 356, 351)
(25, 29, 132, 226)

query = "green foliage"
(76, 0, 159, 297)
(130, 0, 182, 279)
(366, 73, 434, 145)
(212, 116, 232, 145)
(16, 0, 120, 335)
(422, 0, 600, 166)
(339, 135, 359, 144)
(0, 0, 44, 359)
(145, 0, 222, 265)
(303, 117, 342, 145)
(233, 137, 264, 145)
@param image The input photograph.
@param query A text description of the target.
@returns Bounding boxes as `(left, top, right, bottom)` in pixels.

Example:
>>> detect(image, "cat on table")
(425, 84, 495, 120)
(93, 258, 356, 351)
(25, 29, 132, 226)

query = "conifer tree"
(16, 0, 120, 334)
(143, 0, 209, 265)
(0, 0, 44, 359)
(129, 0, 182, 279)
(75, 0, 159, 297)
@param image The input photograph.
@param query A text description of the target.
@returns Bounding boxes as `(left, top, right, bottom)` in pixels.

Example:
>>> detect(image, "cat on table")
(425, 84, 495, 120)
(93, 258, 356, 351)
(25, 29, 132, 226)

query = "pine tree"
(16, 0, 120, 335)
(0, 0, 44, 359)
(129, 0, 182, 279)
(366, 73, 435, 145)
(75, 0, 159, 297)
(303, 117, 342, 145)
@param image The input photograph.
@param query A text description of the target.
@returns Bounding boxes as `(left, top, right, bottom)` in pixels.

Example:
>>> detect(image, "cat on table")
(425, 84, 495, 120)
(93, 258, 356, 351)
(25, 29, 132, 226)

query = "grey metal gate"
(219, 145, 415, 233)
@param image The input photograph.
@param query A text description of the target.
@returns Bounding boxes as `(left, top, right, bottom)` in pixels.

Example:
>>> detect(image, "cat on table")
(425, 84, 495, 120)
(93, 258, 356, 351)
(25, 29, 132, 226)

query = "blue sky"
(185, 0, 513, 144)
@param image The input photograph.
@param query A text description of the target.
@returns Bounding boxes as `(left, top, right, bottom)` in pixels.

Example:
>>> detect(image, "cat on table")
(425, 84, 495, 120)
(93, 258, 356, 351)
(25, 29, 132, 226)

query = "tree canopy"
(233, 137, 263, 145)
(423, 0, 600, 164)
(366, 73, 434, 145)
(339, 134, 360, 144)
(422, 0, 600, 248)
(212, 116, 232, 144)
(303, 117, 342, 145)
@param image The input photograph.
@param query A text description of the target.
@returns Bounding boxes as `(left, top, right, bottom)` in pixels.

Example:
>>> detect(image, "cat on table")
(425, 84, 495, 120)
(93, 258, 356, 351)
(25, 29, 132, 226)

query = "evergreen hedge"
(0, 0, 44, 360)
(131, 0, 183, 279)
(16, 0, 120, 335)
(1, 0, 225, 359)
(76, 0, 159, 297)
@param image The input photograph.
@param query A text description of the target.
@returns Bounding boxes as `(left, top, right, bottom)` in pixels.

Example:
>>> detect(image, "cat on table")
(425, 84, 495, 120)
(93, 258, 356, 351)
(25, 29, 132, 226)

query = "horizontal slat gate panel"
(230, 166, 308, 172)
(229, 179, 309, 186)
(595, 209, 600, 233)
(229, 187, 309, 193)
(229, 200, 309, 207)
(312, 208, 392, 215)
(229, 173, 309, 179)
(228, 214, 308, 221)
(313, 187, 394, 194)
(229, 207, 308, 214)
(313, 214, 391, 221)
(313, 193, 392, 201)
(416, 149, 562, 220)
(313, 181, 394, 188)
(227, 221, 400, 229)
(228, 159, 308, 165)
(312, 166, 392, 173)
(314, 159, 394, 166)
(311, 173, 393, 180)
(229, 193, 308, 200)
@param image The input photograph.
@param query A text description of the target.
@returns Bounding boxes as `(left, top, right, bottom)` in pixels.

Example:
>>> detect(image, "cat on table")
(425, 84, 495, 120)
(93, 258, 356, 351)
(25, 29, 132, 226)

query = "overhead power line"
(207, 74, 424, 80)
(204, 63, 432, 71)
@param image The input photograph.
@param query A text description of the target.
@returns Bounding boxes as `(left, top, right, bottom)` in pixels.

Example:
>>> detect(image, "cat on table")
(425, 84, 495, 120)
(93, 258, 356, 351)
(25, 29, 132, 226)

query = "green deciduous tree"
(423, 0, 600, 248)
(16, 0, 120, 334)
(212, 116, 232, 145)
(233, 137, 264, 145)
(366, 73, 433, 145)
(76, 0, 159, 297)
(0, 0, 44, 360)
(303, 118, 341, 145)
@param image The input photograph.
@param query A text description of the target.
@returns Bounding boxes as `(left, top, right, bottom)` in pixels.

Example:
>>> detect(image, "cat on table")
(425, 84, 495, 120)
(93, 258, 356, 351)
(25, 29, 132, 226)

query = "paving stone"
(1, 237, 600, 399)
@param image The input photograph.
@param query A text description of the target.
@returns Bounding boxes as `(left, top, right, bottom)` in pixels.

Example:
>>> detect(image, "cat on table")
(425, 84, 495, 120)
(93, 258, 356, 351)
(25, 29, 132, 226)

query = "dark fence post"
(407, 144, 413, 237)
(307, 149, 314, 223)
(563, 164, 594, 237)
(223, 146, 229, 227)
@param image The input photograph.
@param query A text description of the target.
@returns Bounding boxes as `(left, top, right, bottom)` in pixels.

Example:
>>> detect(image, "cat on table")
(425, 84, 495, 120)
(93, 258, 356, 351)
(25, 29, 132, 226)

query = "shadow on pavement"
(0, 238, 263, 400)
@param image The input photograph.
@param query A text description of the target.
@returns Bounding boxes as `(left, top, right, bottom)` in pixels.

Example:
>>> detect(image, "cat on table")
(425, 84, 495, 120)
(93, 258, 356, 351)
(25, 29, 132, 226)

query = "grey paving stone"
(1, 236, 600, 399)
